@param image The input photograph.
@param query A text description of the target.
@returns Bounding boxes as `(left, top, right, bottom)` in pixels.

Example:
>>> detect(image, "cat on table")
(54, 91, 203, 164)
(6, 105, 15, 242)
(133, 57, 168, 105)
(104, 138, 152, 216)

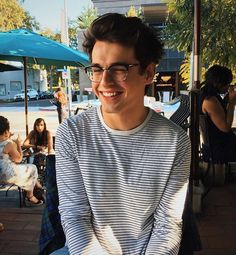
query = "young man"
(55, 13, 191, 255)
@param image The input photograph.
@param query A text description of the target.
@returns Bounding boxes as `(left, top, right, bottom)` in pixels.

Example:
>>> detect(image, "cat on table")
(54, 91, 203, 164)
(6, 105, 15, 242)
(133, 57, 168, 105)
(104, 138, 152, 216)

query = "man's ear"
(144, 63, 156, 84)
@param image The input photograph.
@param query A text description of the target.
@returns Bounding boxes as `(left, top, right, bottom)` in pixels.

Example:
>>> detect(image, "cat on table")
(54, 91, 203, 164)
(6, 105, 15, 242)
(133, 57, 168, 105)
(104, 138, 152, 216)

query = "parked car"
(14, 89, 39, 101)
(38, 90, 54, 99)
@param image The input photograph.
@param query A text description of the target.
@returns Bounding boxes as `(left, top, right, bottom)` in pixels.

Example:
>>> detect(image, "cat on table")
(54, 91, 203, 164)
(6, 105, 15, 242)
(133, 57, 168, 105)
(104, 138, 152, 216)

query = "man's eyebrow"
(90, 63, 101, 67)
(91, 62, 129, 67)
(110, 62, 129, 66)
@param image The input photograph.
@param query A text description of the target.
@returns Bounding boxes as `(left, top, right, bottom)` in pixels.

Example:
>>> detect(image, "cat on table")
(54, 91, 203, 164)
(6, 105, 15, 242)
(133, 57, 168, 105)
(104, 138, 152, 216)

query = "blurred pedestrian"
(51, 88, 68, 124)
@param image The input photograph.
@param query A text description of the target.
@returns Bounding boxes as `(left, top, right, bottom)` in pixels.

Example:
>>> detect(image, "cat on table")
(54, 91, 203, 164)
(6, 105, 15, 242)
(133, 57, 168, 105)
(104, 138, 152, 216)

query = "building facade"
(91, 0, 185, 98)
(0, 68, 47, 101)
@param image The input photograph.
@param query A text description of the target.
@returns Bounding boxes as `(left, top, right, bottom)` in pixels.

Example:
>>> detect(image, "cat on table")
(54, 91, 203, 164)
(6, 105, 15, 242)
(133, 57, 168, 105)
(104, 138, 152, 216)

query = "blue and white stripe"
(55, 106, 191, 255)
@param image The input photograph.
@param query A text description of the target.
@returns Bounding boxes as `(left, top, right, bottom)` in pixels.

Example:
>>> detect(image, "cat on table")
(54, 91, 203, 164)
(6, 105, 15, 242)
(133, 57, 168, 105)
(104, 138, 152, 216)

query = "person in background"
(23, 118, 54, 186)
(52, 87, 68, 124)
(0, 116, 43, 206)
(200, 64, 236, 161)
(55, 13, 191, 255)
(23, 118, 54, 155)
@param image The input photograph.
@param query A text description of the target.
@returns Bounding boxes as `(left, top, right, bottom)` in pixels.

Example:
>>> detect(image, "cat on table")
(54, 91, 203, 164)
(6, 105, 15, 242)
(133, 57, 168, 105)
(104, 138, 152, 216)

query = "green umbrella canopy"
(0, 29, 89, 67)
(0, 29, 90, 136)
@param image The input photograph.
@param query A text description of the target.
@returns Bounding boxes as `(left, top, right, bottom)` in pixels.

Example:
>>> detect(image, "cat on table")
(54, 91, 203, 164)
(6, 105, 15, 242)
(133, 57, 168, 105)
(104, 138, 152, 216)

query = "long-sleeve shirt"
(55, 107, 191, 255)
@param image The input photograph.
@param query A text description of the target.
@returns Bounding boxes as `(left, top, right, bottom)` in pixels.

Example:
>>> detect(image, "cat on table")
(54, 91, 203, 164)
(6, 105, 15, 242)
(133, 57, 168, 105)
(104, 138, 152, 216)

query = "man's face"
(91, 41, 154, 116)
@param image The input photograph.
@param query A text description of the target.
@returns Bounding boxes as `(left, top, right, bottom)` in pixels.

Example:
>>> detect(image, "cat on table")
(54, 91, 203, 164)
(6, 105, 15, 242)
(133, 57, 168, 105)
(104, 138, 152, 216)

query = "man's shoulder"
(150, 110, 190, 140)
(151, 110, 181, 130)
(61, 107, 98, 129)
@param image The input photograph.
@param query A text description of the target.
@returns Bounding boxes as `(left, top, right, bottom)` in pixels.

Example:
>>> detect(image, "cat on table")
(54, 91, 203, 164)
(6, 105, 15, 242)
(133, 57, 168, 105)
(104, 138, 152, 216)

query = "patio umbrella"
(0, 62, 22, 72)
(0, 28, 90, 135)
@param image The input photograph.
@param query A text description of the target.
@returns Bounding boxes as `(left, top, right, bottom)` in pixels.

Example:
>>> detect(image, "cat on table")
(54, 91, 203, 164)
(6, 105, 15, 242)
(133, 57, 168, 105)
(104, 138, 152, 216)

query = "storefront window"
(0, 84, 6, 96)
(10, 81, 22, 91)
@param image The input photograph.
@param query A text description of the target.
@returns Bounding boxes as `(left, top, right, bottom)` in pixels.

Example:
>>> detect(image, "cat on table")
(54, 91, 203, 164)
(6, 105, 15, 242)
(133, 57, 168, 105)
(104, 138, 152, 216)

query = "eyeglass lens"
(86, 65, 128, 83)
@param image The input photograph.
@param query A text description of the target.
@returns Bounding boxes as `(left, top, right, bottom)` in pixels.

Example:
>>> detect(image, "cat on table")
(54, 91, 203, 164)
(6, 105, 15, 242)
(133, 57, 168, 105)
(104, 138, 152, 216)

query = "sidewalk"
(194, 177, 236, 255)
(1, 177, 236, 254)
(0, 187, 43, 255)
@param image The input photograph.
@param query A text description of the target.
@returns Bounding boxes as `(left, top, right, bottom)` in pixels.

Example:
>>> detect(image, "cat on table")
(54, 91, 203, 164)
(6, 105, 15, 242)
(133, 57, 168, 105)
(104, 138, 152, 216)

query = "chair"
(0, 183, 24, 208)
(199, 114, 230, 195)
(168, 95, 202, 253)
(33, 153, 47, 187)
(169, 94, 190, 131)
(39, 154, 65, 255)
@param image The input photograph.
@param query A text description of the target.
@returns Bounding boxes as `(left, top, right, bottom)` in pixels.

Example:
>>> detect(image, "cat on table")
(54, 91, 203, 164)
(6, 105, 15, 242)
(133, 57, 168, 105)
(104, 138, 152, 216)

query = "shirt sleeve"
(55, 120, 108, 255)
(145, 131, 191, 255)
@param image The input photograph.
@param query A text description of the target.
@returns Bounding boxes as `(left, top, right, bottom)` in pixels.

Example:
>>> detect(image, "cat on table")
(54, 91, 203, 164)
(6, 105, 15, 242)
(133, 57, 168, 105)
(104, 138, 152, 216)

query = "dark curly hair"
(202, 65, 233, 93)
(0, 116, 10, 135)
(83, 13, 164, 73)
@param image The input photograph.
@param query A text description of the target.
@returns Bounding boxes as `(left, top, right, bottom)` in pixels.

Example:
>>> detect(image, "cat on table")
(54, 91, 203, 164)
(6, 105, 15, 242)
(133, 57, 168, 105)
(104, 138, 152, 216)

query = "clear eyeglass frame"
(84, 63, 139, 83)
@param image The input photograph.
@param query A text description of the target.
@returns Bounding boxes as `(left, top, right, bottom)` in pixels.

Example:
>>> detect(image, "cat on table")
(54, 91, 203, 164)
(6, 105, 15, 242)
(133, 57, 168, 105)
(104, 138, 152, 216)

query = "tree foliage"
(22, 11, 40, 31)
(164, 0, 236, 77)
(0, 0, 25, 31)
(125, 5, 144, 19)
(73, 6, 98, 29)
(0, 0, 40, 31)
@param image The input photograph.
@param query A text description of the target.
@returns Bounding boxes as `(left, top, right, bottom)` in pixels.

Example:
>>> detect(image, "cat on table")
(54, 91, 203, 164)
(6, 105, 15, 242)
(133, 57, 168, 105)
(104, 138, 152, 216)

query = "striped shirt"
(55, 106, 191, 255)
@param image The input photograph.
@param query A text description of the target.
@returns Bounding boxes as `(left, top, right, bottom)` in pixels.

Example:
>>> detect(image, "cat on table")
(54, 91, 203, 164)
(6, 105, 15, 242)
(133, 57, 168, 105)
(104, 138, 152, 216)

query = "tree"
(0, 0, 40, 31)
(163, 0, 236, 83)
(0, 0, 25, 31)
(73, 6, 98, 29)
(22, 11, 40, 31)
(125, 5, 144, 20)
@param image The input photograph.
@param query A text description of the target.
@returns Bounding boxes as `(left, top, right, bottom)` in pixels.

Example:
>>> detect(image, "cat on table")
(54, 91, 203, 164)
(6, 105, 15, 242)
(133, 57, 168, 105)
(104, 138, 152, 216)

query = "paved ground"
(1, 101, 236, 254)
(0, 186, 43, 255)
(195, 177, 236, 255)
(0, 176, 236, 255)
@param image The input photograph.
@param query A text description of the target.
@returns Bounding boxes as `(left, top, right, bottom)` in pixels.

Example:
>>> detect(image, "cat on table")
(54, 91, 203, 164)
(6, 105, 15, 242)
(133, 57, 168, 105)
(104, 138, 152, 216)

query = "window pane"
(10, 81, 22, 91)
(0, 84, 6, 96)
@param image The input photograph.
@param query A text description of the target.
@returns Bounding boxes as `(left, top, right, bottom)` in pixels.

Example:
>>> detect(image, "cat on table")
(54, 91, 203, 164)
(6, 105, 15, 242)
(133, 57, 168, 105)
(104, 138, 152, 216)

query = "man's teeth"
(102, 92, 119, 97)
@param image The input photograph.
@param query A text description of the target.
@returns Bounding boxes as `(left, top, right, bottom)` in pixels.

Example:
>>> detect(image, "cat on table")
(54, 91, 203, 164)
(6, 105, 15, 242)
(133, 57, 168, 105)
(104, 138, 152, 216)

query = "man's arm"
(55, 120, 108, 255)
(145, 131, 191, 255)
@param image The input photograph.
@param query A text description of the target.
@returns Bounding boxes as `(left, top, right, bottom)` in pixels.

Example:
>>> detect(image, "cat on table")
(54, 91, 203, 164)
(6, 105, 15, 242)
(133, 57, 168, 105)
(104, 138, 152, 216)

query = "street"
(0, 98, 52, 108)
(0, 99, 60, 139)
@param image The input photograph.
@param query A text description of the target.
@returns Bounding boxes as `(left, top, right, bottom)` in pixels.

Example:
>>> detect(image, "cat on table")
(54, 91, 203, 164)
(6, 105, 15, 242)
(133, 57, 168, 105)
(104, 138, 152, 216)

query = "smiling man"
(55, 13, 191, 255)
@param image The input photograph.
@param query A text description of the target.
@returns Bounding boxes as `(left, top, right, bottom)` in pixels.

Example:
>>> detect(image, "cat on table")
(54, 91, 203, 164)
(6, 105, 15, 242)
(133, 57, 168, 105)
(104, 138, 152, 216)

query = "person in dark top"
(23, 118, 54, 187)
(23, 118, 54, 155)
(199, 64, 236, 161)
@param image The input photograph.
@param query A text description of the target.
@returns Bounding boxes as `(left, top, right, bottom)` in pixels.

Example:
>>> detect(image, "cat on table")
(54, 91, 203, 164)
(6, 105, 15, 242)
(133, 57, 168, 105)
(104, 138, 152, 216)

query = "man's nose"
(99, 70, 113, 85)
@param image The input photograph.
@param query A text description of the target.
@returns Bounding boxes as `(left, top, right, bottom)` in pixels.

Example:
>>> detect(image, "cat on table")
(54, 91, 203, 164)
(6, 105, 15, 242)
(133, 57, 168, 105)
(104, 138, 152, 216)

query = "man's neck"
(101, 106, 149, 131)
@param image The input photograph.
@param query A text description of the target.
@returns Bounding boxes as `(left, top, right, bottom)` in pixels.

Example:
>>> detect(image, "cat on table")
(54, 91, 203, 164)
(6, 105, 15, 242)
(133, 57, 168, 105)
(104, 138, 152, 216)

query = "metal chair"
(169, 94, 190, 131)
(1, 183, 24, 208)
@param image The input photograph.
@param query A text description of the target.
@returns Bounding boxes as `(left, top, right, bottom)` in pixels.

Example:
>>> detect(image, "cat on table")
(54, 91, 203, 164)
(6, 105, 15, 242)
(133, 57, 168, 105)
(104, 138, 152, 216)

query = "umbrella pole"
(23, 57, 29, 137)
(189, 0, 201, 202)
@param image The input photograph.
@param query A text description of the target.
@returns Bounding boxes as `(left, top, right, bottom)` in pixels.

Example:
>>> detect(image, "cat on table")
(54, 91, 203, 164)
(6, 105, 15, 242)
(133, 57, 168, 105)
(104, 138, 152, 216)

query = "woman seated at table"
(23, 118, 54, 156)
(199, 65, 236, 162)
(23, 118, 54, 185)
(0, 116, 43, 206)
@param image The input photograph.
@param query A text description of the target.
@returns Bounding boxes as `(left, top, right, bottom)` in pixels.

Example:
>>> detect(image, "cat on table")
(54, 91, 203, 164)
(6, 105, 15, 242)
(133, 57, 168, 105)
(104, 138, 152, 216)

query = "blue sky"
(22, 0, 92, 32)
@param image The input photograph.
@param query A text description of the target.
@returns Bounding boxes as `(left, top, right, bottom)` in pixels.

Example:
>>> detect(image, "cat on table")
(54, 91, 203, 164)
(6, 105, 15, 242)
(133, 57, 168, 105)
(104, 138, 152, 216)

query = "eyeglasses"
(84, 63, 139, 83)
